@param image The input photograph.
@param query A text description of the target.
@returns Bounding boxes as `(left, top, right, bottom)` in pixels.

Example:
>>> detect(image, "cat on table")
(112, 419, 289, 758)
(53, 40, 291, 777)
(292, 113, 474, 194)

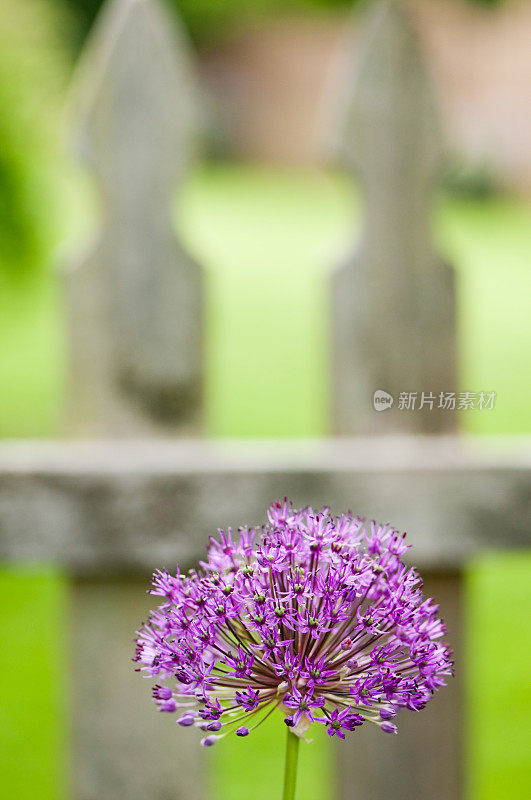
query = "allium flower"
(134, 500, 453, 747)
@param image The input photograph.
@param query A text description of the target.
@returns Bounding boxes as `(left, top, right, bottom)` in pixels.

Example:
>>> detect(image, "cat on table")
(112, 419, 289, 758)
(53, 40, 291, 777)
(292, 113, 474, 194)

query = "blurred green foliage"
(67, 0, 506, 48)
(67, 0, 356, 47)
(442, 160, 500, 201)
(0, 0, 73, 279)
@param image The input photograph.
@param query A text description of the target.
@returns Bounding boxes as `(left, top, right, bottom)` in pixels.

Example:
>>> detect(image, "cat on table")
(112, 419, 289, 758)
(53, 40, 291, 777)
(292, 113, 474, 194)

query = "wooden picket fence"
(1, 1, 529, 799)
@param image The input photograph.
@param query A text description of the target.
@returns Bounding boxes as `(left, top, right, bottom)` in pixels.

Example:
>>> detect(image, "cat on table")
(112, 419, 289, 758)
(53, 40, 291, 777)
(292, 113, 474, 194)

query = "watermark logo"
(373, 390, 394, 411)
(372, 390, 496, 412)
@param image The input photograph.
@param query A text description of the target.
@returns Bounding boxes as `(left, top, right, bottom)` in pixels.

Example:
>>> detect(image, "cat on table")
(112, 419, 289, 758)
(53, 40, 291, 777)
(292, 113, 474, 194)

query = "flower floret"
(134, 500, 453, 744)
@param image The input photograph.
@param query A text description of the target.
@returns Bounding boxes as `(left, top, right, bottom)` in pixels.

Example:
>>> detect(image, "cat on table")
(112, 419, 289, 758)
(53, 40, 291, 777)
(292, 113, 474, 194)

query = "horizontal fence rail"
(1, 437, 529, 573)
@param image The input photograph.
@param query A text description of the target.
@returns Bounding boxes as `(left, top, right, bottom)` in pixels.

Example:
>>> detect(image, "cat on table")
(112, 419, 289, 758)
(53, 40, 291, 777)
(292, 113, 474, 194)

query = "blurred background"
(0, 0, 530, 799)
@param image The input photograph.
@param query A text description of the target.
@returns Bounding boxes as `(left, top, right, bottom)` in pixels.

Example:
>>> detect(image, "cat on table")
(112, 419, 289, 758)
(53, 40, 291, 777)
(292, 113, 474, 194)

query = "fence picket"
(333, 0, 456, 434)
(66, 0, 202, 436)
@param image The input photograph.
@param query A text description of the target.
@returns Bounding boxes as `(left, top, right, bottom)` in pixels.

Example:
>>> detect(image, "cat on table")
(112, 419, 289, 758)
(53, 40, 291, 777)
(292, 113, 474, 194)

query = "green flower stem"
(282, 729, 300, 800)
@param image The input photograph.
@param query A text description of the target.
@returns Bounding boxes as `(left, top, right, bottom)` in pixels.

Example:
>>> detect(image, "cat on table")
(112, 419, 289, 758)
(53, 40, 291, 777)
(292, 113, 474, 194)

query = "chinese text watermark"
(373, 390, 496, 412)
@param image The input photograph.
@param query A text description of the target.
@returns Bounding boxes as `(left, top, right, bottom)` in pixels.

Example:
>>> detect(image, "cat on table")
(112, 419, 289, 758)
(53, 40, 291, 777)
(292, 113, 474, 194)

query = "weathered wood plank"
(66, 0, 202, 435)
(338, 573, 463, 800)
(1, 438, 529, 572)
(333, 0, 456, 434)
(71, 577, 205, 800)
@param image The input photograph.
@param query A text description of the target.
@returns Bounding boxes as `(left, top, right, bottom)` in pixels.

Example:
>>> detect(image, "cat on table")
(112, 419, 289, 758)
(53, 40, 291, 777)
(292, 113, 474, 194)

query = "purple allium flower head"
(134, 500, 453, 743)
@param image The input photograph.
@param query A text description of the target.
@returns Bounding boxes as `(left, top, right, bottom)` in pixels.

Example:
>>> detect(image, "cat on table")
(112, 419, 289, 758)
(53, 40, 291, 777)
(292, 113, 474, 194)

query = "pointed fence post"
(66, 0, 202, 436)
(333, 0, 456, 434)
(337, 573, 463, 800)
(62, 2, 205, 798)
(71, 577, 206, 800)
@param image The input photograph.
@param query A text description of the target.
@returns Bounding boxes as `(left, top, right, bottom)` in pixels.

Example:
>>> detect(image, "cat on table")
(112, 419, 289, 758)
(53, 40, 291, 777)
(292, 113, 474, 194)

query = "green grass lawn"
(178, 166, 357, 438)
(437, 196, 531, 435)
(0, 567, 68, 800)
(1, 163, 530, 800)
(465, 552, 531, 800)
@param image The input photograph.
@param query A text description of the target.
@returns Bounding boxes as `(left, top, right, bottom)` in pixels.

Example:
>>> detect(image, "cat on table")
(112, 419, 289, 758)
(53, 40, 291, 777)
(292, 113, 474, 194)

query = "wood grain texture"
(337, 573, 463, 800)
(0, 438, 529, 573)
(333, 0, 456, 434)
(70, 578, 206, 800)
(65, 0, 202, 435)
